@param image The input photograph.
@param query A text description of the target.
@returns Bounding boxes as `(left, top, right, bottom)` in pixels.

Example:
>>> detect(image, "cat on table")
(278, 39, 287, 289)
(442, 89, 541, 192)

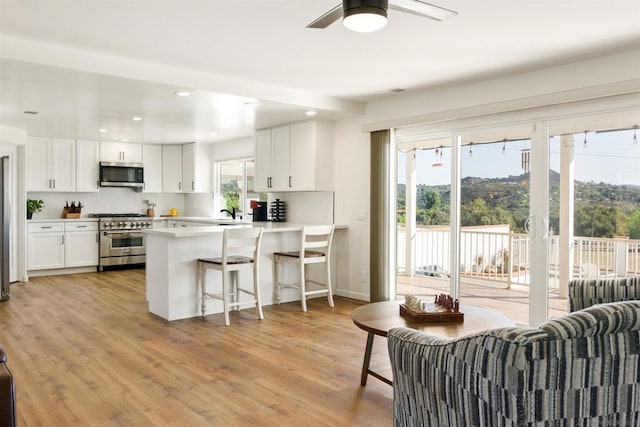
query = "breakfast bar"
(144, 223, 346, 321)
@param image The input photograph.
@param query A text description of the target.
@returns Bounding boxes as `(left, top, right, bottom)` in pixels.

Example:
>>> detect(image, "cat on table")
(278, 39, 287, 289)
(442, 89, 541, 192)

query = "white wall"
(333, 116, 371, 301)
(364, 48, 640, 131)
(210, 137, 253, 161)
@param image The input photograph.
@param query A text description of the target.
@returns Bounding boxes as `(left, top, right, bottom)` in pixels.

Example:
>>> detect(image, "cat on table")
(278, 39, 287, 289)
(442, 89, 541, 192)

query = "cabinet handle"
(96, 233, 99, 243)
(48, 179, 52, 188)
(61, 235, 65, 245)
(77, 225, 87, 228)
(192, 181, 194, 191)
(289, 176, 292, 188)
(96, 180, 100, 189)
(53, 179, 56, 189)
(41, 226, 53, 229)
(179, 181, 182, 190)
(143, 182, 146, 190)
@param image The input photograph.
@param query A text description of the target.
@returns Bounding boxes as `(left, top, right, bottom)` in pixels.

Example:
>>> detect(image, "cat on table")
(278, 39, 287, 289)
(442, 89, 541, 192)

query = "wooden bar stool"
(198, 227, 264, 326)
(274, 225, 335, 312)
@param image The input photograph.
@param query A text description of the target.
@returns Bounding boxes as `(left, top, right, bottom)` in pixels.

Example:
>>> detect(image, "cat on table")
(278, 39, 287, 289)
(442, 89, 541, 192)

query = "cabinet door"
(185, 143, 211, 193)
(101, 142, 143, 163)
(182, 143, 195, 193)
(76, 140, 100, 192)
(65, 231, 99, 267)
(254, 129, 272, 191)
(50, 138, 76, 191)
(28, 232, 65, 270)
(162, 145, 183, 193)
(142, 145, 162, 193)
(289, 121, 316, 191)
(270, 125, 291, 190)
(26, 136, 52, 191)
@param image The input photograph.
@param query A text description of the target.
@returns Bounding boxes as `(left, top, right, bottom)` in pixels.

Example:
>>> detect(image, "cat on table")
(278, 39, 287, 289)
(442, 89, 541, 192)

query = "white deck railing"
(398, 226, 640, 288)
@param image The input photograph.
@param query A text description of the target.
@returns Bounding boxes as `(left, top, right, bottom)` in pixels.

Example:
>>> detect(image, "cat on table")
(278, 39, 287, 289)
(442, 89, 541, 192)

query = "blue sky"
(398, 129, 640, 187)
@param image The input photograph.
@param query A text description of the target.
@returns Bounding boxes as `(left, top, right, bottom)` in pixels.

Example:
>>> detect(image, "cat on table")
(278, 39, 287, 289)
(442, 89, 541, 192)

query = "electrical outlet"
(360, 271, 367, 283)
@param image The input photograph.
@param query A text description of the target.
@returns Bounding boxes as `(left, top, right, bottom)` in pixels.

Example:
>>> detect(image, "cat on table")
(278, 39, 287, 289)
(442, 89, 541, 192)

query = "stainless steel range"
(89, 214, 153, 271)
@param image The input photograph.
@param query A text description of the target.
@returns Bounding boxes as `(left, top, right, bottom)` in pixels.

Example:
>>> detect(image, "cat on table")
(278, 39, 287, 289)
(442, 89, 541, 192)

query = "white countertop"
(145, 222, 347, 238)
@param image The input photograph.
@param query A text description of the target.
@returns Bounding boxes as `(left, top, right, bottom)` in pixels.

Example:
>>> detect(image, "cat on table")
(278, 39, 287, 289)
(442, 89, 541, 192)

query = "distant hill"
(397, 170, 640, 236)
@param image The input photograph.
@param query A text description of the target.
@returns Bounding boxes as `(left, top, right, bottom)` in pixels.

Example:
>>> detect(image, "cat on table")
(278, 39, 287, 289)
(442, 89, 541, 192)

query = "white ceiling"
(0, 0, 639, 144)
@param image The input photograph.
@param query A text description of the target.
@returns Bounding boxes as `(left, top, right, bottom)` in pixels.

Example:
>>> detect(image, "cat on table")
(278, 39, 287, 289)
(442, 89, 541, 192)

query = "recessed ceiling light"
(244, 101, 260, 107)
(132, 116, 142, 121)
(174, 91, 191, 97)
(121, 138, 129, 142)
(23, 110, 39, 115)
(209, 132, 217, 137)
(99, 129, 107, 133)
(305, 110, 317, 117)
(196, 136, 203, 140)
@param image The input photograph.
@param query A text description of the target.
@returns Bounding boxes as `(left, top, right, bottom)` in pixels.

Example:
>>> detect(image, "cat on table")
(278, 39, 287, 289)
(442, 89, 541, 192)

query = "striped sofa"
(568, 275, 640, 312)
(388, 301, 640, 426)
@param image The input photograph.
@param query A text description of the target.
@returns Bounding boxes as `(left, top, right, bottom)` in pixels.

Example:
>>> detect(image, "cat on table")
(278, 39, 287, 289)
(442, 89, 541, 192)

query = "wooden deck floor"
(397, 274, 569, 324)
(0, 270, 392, 426)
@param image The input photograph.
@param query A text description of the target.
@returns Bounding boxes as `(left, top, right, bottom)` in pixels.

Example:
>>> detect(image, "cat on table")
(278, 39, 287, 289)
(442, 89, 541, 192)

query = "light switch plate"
(356, 209, 367, 220)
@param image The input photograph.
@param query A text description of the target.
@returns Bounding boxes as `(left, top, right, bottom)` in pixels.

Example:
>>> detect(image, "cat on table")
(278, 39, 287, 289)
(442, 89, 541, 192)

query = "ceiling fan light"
(344, 12, 387, 32)
(343, 0, 388, 32)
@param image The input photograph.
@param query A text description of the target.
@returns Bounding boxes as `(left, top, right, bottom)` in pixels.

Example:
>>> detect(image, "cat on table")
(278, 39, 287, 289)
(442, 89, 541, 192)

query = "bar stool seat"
(198, 227, 264, 326)
(274, 225, 335, 312)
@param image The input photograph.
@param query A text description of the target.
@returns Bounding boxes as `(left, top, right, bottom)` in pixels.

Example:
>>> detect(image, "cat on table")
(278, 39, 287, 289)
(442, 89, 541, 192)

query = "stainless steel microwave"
(99, 162, 144, 189)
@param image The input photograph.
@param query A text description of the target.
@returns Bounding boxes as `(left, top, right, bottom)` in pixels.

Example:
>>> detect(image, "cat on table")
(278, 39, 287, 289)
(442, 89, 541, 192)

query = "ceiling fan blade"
(306, 4, 343, 29)
(389, 0, 457, 21)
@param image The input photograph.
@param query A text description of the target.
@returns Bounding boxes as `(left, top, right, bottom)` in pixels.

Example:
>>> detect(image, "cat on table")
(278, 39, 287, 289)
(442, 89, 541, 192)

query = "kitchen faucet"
(220, 208, 236, 220)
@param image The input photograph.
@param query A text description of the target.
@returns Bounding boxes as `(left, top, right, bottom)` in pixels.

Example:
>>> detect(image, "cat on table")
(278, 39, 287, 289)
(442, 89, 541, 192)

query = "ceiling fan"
(307, 0, 458, 32)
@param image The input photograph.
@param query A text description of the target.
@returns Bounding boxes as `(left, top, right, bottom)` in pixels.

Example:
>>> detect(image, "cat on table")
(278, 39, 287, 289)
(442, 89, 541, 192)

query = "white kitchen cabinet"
(26, 137, 76, 192)
(162, 145, 183, 192)
(28, 221, 99, 271)
(289, 120, 334, 191)
(253, 120, 334, 192)
(27, 222, 65, 270)
(182, 143, 212, 193)
(76, 140, 100, 192)
(100, 141, 143, 163)
(254, 125, 290, 191)
(254, 129, 272, 192)
(64, 222, 99, 267)
(142, 144, 162, 193)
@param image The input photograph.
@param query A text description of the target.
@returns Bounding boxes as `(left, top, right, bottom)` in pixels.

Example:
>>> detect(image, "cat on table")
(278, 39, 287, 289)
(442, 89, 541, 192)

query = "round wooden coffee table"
(351, 300, 515, 386)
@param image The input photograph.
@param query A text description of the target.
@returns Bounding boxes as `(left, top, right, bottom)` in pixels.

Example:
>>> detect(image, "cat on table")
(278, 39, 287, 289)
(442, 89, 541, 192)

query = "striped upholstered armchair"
(568, 275, 640, 312)
(388, 301, 640, 426)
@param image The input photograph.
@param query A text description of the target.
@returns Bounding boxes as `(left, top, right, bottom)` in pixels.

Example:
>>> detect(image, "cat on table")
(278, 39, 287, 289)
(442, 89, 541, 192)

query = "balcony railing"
(397, 225, 640, 288)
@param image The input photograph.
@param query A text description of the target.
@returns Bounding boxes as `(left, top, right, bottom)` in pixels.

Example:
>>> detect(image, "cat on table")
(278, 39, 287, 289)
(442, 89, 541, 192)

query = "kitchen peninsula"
(144, 222, 346, 321)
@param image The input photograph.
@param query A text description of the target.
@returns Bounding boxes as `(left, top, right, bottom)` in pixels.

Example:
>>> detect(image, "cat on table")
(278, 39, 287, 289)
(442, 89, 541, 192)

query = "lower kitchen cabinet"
(28, 223, 65, 270)
(64, 223, 99, 267)
(28, 221, 99, 272)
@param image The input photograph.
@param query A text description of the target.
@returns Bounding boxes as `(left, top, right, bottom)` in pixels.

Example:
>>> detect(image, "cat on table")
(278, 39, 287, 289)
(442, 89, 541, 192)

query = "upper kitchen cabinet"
(76, 140, 100, 192)
(182, 143, 212, 193)
(142, 144, 162, 193)
(254, 120, 334, 192)
(254, 125, 291, 192)
(26, 137, 77, 192)
(161, 145, 183, 193)
(100, 141, 143, 163)
(289, 120, 334, 191)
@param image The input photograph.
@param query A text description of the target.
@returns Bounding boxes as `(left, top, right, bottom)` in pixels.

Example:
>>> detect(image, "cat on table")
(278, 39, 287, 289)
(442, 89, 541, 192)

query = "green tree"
(575, 204, 617, 237)
(628, 210, 640, 239)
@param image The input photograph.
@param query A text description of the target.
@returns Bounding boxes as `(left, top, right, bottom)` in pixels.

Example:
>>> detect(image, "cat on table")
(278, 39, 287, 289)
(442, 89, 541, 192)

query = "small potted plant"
(27, 199, 44, 219)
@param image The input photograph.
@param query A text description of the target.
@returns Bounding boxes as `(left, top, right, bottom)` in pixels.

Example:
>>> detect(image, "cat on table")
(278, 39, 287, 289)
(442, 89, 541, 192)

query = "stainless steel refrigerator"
(0, 156, 9, 301)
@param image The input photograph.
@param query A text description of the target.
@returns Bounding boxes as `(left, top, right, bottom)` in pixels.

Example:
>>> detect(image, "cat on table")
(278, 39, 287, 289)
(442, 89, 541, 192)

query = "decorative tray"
(399, 294, 464, 323)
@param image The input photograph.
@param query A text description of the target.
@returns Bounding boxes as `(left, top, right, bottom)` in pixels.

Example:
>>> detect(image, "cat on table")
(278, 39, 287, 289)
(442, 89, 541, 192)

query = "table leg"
(360, 332, 375, 386)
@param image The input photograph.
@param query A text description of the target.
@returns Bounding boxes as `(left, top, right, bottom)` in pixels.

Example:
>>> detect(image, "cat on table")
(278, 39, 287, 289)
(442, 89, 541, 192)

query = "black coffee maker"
(252, 202, 267, 222)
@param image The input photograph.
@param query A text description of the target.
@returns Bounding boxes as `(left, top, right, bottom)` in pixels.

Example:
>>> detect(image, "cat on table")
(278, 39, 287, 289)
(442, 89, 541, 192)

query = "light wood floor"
(0, 270, 393, 426)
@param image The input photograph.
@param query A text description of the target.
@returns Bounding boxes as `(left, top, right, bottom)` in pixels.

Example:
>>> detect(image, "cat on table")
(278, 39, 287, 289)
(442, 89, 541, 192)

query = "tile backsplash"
(27, 188, 185, 219)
